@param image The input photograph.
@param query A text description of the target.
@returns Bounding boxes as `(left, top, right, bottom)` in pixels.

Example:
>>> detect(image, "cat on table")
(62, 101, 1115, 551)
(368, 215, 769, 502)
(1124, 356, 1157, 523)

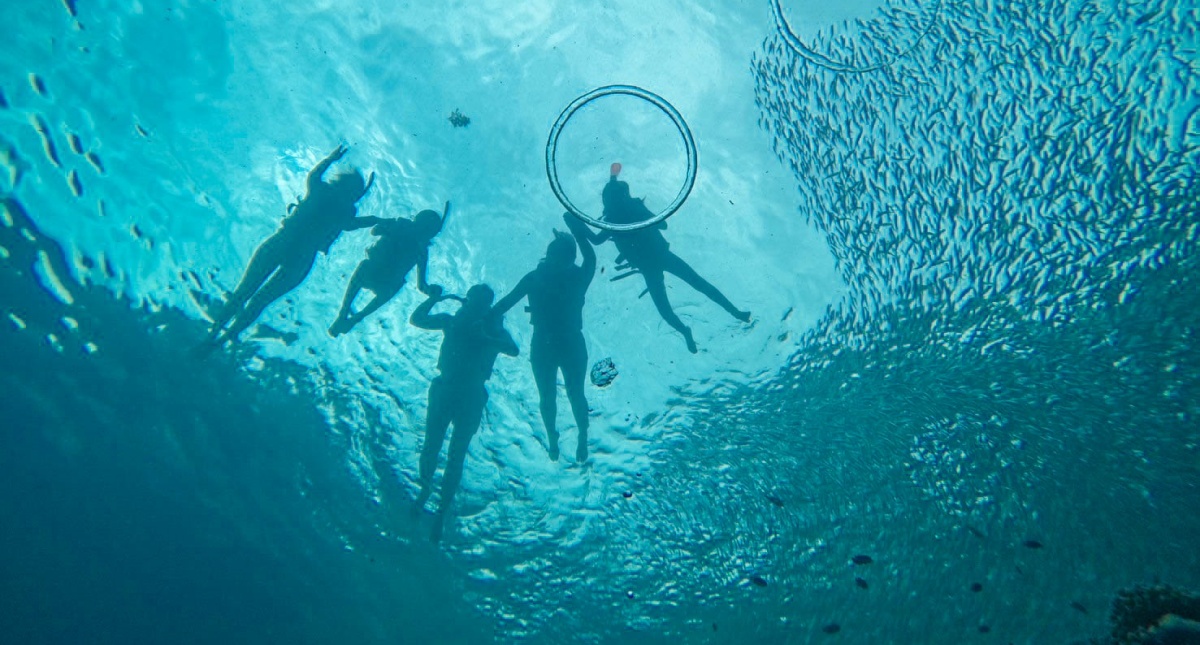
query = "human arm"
(416, 248, 431, 294)
(491, 274, 532, 317)
(440, 201, 451, 232)
(565, 212, 610, 244)
(410, 285, 453, 330)
(486, 320, 520, 357)
(564, 213, 596, 285)
(344, 216, 386, 231)
(306, 144, 348, 192)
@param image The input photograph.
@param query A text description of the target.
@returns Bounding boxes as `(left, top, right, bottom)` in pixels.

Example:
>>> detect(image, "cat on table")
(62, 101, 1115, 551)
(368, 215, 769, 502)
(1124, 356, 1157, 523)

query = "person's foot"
(328, 318, 347, 337)
(733, 309, 751, 323)
(683, 328, 698, 354)
(548, 430, 560, 462)
(576, 442, 588, 464)
(412, 487, 431, 516)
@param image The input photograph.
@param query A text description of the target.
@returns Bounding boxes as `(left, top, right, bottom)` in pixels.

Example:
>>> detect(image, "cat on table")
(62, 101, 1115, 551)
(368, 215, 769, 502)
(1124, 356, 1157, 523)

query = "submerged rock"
(589, 357, 618, 387)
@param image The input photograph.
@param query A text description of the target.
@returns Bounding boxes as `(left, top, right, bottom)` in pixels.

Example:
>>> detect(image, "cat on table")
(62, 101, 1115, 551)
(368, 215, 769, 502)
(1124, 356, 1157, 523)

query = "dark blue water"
(2, 0, 1198, 643)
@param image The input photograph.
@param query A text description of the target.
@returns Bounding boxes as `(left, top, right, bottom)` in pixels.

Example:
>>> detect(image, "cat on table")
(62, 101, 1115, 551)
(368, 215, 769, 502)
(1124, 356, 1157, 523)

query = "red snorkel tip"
(610, 162, 622, 178)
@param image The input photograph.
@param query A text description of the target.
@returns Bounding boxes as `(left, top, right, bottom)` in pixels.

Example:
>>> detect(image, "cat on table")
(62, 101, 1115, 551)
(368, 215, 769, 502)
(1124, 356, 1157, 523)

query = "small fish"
(751, 575, 768, 587)
(1070, 601, 1087, 614)
(966, 525, 986, 539)
(852, 554, 873, 565)
(31, 115, 61, 167)
(0, 87, 7, 109)
(855, 577, 868, 589)
(67, 169, 82, 196)
(66, 133, 83, 154)
(29, 74, 47, 97)
(970, 582, 983, 593)
(1022, 539, 1043, 549)
(135, 123, 149, 137)
(62, 0, 77, 17)
(448, 109, 470, 128)
(978, 625, 990, 633)
(822, 623, 841, 634)
(765, 494, 785, 507)
(85, 151, 105, 174)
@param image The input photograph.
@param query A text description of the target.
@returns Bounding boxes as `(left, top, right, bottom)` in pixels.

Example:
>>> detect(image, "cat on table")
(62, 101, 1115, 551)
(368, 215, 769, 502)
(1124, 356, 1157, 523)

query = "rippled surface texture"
(2, 0, 1198, 643)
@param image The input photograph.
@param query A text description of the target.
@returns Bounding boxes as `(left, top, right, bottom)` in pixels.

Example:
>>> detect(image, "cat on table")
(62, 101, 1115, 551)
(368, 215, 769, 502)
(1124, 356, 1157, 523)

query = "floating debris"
(751, 575, 768, 587)
(66, 169, 82, 197)
(85, 151, 105, 174)
(855, 577, 868, 589)
(29, 74, 47, 97)
(852, 554, 873, 565)
(589, 357, 618, 387)
(1022, 539, 1043, 549)
(621, 490, 632, 499)
(448, 109, 470, 128)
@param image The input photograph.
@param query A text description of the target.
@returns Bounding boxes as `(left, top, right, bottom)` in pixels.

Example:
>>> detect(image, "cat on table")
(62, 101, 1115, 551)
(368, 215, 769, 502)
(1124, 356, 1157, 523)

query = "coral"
(1109, 584, 1200, 644)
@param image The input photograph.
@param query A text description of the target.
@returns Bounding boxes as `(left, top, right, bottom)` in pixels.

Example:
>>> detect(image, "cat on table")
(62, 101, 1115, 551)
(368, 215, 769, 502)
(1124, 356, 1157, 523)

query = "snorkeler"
(327, 202, 449, 337)
(580, 163, 750, 353)
(494, 213, 596, 463)
(411, 284, 518, 542)
(206, 144, 379, 345)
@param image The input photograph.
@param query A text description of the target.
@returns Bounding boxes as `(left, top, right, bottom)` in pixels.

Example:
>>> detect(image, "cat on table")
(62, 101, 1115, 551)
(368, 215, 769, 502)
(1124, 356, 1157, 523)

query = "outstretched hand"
(563, 212, 588, 231)
(424, 284, 444, 299)
(329, 144, 349, 161)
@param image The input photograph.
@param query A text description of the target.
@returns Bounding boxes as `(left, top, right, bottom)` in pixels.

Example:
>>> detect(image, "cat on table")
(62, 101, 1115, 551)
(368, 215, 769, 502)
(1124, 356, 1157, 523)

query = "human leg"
(344, 281, 402, 331)
(416, 378, 453, 508)
(661, 252, 750, 322)
(216, 253, 315, 343)
(642, 269, 697, 353)
(561, 332, 590, 462)
(329, 268, 365, 336)
(432, 388, 486, 541)
(210, 233, 288, 336)
(530, 335, 560, 460)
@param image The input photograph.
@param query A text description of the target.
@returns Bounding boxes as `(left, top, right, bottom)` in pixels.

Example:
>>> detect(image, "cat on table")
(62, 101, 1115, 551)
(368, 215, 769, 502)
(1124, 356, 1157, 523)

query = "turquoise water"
(1, 0, 1198, 642)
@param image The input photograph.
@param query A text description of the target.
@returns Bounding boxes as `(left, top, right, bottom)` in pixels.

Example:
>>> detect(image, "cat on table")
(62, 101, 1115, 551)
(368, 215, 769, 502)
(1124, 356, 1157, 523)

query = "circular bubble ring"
(546, 84, 697, 232)
(771, 0, 944, 74)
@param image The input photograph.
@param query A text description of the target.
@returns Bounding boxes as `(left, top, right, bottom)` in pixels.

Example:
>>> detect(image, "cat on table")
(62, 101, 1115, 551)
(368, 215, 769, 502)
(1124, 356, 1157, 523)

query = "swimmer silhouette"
(581, 163, 750, 353)
(411, 284, 518, 542)
(494, 213, 596, 463)
(327, 202, 448, 337)
(206, 144, 379, 346)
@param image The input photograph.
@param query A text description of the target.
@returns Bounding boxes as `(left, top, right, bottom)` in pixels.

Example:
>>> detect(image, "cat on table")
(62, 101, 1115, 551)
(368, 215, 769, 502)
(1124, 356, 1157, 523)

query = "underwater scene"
(2, 0, 1198, 643)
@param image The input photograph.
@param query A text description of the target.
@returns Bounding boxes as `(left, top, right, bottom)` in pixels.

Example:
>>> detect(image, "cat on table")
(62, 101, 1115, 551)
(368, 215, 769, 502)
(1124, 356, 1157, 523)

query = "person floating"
(328, 202, 448, 337)
(206, 144, 379, 346)
(410, 284, 518, 542)
(580, 163, 750, 353)
(494, 213, 596, 463)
